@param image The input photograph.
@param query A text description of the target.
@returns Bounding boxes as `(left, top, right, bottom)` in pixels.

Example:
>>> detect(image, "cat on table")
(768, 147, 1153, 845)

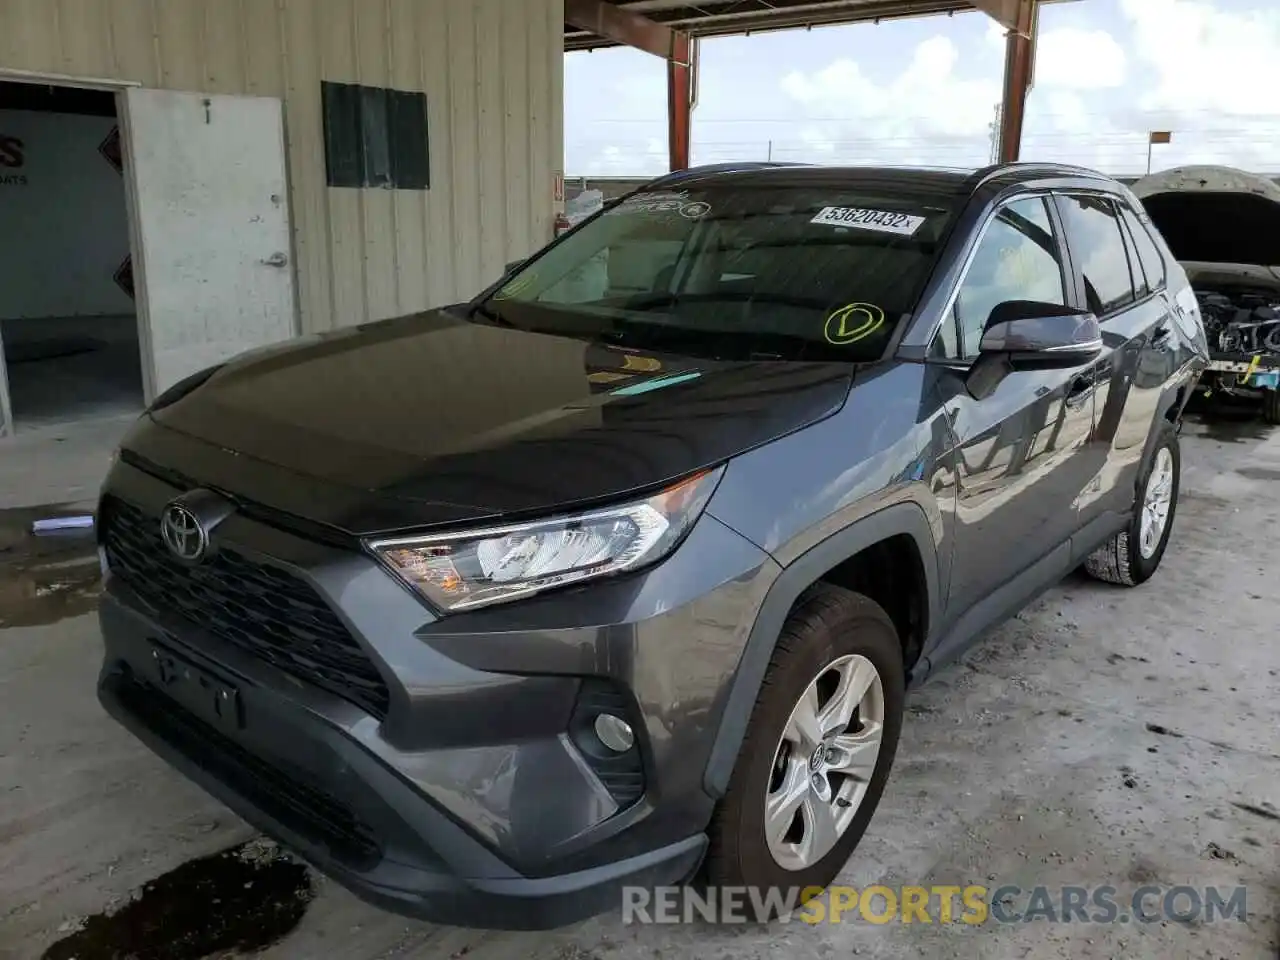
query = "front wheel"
(705, 585, 905, 904)
(1083, 422, 1180, 586)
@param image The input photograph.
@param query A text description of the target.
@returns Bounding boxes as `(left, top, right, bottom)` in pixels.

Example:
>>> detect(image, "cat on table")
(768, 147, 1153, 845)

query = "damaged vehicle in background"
(1133, 165, 1280, 424)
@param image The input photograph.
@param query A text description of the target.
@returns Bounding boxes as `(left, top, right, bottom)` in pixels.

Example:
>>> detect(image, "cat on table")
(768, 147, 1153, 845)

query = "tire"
(1263, 389, 1280, 426)
(704, 584, 905, 908)
(1083, 422, 1180, 587)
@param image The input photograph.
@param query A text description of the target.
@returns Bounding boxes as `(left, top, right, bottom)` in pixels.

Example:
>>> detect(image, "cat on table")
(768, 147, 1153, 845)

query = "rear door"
(932, 195, 1097, 621)
(1052, 192, 1177, 544)
(121, 89, 297, 399)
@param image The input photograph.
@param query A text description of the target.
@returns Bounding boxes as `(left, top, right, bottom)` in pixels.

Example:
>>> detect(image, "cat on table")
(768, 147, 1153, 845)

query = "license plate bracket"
(149, 643, 244, 731)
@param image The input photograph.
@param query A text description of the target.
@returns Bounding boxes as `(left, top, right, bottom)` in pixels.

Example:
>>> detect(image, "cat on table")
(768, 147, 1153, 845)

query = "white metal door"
(121, 89, 296, 398)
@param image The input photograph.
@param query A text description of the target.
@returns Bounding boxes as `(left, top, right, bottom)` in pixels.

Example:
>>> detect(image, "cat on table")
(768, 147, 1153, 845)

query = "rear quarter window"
(1120, 204, 1168, 291)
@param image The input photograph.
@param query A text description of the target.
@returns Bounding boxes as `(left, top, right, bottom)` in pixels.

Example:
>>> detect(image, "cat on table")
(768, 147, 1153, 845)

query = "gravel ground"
(1, 413, 1277, 960)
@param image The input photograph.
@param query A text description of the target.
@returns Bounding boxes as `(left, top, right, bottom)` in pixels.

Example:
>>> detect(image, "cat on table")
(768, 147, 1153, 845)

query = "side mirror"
(979, 300, 1102, 367)
(966, 301, 1102, 400)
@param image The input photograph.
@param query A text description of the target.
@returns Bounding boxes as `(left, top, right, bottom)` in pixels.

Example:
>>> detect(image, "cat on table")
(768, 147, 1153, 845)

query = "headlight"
(367, 467, 723, 612)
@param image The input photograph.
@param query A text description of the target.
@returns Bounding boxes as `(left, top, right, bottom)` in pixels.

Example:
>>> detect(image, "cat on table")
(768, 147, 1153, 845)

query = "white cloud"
(986, 18, 1008, 49)
(782, 36, 998, 138)
(771, 3, 1279, 175)
(1033, 27, 1127, 89)
(778, 34, 1001, 165)
(1120, 0, 1280, 115)
(577, 138, 666, 177)
(1108, 0, 1280, 172)
(1021, 89, 1143, 173)
(563, 49, 670, 177)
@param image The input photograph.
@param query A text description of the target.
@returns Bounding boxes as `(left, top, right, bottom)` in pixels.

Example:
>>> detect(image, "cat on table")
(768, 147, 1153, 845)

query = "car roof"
(646, 161, 1116, 199)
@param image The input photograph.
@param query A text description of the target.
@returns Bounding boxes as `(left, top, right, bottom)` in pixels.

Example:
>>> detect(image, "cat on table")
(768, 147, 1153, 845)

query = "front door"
(932, 196, 1098, 624)
(121, 89, 296, 399)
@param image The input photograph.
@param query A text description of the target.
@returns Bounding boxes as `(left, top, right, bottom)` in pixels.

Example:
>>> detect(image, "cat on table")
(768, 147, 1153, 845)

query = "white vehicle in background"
(1132, 165, 1280, 424)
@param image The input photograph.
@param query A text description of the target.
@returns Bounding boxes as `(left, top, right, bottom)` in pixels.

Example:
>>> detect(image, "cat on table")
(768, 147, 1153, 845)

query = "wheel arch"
(1140, 376, 1193, 484)
(701, 502, 941, 799)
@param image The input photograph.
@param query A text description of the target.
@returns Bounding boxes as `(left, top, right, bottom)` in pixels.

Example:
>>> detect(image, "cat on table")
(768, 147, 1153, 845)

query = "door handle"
(1152, 323, 1172, 347)
(261, 251, 289, 268)
(1065, 374, 1093, 407)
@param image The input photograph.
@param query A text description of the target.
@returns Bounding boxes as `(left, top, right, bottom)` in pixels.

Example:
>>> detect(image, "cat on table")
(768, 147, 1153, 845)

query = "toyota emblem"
(161, 502, 208, 562)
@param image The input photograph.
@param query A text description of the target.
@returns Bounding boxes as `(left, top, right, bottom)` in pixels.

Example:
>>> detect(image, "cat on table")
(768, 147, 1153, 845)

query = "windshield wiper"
(598, 321, 836, 361)
(469, 300, 516, 327)
(619, 291, 832, 312)
(618, 291, 682, 312)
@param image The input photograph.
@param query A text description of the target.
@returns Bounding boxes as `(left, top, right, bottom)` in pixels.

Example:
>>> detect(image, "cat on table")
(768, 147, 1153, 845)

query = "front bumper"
(94, 438, 776, 928)
(97, 595, 703, 928)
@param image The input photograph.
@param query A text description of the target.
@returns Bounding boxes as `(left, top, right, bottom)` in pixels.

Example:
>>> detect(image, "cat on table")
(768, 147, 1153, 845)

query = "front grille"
(115, 677, 381, 869)
(101, 496, 391, 720)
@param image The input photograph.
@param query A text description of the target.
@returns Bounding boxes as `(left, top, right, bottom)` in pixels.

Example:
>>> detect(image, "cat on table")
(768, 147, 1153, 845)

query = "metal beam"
(563, 0, 689, 62)
(564, 1, 1082, 51)
(667, 32, 693, 170)
(996, 0, 1037, 162)
(970, 0, 1034, 35)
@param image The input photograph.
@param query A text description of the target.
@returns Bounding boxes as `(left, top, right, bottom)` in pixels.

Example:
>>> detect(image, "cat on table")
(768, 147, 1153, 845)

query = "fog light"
(593, 713, 635, 753)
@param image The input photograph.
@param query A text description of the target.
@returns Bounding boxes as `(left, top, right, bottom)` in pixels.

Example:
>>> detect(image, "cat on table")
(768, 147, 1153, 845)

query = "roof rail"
(646, 161, 810, 185)
(974, 161, 1112, 187)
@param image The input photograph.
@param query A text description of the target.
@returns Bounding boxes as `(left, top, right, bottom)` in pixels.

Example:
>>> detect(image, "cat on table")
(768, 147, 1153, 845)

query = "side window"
(937, 197, 1066, 360)
(1058, 195, 1137, 316)
(1120, 204, 1167, 292)
(1119, 217, 1151, 299)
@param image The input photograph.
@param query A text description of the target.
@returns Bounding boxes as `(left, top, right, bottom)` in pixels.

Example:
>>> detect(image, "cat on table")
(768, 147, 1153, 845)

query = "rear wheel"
(705, 585, 904, 905)
(1083, 423, 1180, 586)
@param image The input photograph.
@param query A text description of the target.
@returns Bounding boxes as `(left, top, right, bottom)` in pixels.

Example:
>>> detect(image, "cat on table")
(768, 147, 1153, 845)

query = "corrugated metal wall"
(0, 0, 564, 333)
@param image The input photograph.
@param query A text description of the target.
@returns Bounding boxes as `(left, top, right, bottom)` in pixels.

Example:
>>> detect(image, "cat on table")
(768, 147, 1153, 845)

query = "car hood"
(1177, 261, 1280, 294)
(145, 309, 855, 536)
(1131, 165, 1280, 268)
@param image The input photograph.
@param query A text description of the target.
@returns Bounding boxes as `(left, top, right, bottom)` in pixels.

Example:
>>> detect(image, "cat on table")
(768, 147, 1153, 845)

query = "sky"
(563, 0, 1280, 178)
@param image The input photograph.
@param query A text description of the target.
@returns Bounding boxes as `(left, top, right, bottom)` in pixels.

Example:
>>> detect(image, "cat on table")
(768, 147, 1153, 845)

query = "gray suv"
(95, 162, 1208, 930)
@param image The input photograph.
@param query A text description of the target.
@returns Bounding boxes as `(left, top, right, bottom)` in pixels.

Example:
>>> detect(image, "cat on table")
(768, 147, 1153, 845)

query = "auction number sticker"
(810, 206, 925, 236)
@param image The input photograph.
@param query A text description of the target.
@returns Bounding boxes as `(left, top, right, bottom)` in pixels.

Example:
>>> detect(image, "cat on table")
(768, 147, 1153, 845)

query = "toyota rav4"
(95, 162, 1208, 930)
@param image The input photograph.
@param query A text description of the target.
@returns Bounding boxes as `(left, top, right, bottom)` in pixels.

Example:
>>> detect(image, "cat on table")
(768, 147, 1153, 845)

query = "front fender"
(701, 501, 941, 799)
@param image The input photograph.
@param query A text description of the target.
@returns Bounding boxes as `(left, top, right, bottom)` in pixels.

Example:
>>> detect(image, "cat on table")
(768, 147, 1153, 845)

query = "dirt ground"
(2, 412, 1278, 960)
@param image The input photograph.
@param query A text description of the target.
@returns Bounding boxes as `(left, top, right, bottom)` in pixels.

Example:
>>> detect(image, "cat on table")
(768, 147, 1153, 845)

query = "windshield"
(474, 183, 958, 361)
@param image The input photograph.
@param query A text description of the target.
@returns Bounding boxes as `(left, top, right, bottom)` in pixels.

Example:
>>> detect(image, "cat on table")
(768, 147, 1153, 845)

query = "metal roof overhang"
(563, 1, 1065, 169)
(564, 0, 1035, 51)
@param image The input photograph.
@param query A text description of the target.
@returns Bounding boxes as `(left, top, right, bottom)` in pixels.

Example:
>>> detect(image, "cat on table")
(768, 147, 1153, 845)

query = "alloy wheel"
(764, 653, 885, 871)
(1139, 447, 1174, 559)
